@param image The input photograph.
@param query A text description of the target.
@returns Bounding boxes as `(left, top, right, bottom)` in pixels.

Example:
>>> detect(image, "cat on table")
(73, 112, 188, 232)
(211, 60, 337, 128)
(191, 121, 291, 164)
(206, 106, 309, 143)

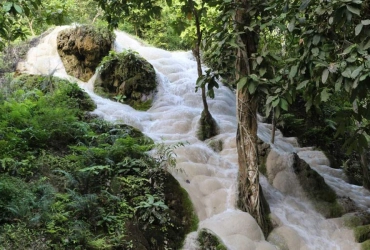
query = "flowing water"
(16, 25, 370, 250)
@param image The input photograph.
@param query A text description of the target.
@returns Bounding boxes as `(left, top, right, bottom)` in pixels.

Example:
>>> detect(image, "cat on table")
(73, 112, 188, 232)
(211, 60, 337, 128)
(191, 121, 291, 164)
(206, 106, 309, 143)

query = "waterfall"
(17, 26, 369, 250)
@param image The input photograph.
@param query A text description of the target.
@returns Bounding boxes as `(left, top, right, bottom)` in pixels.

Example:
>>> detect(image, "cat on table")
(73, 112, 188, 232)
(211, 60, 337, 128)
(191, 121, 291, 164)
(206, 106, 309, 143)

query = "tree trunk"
(361, 152, 370, 190)
(235, 0, 271, 236)
(192, 5, 218, 141)
(271, 109, 276, 144)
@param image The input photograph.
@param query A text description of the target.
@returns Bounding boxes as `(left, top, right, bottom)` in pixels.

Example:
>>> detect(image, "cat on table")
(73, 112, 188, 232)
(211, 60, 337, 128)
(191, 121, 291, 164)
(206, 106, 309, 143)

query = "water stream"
(17, 25, 370, 250)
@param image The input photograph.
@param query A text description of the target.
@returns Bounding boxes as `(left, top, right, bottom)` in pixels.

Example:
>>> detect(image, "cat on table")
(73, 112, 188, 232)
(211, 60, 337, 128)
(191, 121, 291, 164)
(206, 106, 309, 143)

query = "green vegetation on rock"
(292, 153, 344, 218)
(355, 225, 370, 243)
(197, 228, 227, 250)
(197, 110, 219, 141)
(95, 50, 157, 110)
(362, 239, 370, 250)
(0, 73, 194, 249)
(57, 25, 115, 82)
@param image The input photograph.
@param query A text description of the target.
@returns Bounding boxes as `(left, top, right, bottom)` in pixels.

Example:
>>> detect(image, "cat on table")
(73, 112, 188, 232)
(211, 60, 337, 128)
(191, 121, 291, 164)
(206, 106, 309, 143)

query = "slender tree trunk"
(271, 109, 276, 144)
(235, 0, 271, 236)
(192, 4, 218, 141)
(193, 8, 209, 115)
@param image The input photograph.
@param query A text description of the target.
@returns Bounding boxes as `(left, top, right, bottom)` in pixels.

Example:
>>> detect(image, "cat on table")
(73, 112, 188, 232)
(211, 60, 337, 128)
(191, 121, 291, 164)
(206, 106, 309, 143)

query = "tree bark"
(271, 109, 276, 144)
(361, 152, 370, 190)
(192, 3, 218, 141)
(235, 0, 271, 236)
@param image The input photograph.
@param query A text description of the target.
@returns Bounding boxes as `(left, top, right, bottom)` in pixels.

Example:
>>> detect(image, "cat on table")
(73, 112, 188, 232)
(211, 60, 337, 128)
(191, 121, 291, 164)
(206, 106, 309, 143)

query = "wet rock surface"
(57, 25, 114, 81)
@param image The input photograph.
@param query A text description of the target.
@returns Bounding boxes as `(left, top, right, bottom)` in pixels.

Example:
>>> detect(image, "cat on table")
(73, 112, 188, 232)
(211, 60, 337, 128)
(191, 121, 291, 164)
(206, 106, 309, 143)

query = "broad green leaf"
(237, 77, 248, 90)
(250, 74, 259, 81)
(355, 23, 363, 36)
(312, 35, 320, 45)
(248, 82, 257, 94)
(346, 57, 357, 63)
(316, 6, 325, 15)
(342, 68, 352, 78)
(266, 96, 277, 105)
(341, 44, 356, 55)
(351, 66, 363, 79)
(299, 0, 311, 11)
(311, 47, 319, 56)
(256, 56, 263, 65)
(297, 80, 309, 90)
(280, 98, 288, 111)
(329, 17, 333, 25)
(272, 98, 280, 107)
(320, 88, 330, 102)
(166, 0, 172, 6)
(13, 4, 22, 14)
(196, 76, 205, 87)
(322, 69, 329, 83)
(335, 78, 342, 91)
(353, 77, 359, 89)
(360, 73, 368, 81)
(275, 107, 281, 118)
(3, 2, 12, 12)
(289, 65, 298, 78)
(288, 18, 295, 32)
(362, 19, 370, 25)
(259, 68, 267, 76)
(346, 5, 361, 16)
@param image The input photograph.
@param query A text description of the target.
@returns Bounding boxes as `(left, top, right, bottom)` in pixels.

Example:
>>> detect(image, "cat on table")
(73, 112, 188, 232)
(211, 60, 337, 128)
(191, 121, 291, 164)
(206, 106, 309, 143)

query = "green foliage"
(95, 50, 156, 110)
(0, 73, 194, 249)
(355, 225, 370, 243)
(197, 228, 227, 250)
(93, 0, 162, 30)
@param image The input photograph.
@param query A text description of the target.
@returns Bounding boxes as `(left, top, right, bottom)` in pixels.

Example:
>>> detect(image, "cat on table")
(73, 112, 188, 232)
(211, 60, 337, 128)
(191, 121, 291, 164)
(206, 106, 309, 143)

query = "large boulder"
(57, 25, 114, 81)
(94, 50, 157, 110)
(292, 153, 344, 218)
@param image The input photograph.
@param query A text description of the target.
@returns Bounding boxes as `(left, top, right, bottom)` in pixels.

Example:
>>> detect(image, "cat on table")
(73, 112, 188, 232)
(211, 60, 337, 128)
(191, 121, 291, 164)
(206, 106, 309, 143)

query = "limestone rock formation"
(57, 25, 114, 82)
(94, 50, 157, 110)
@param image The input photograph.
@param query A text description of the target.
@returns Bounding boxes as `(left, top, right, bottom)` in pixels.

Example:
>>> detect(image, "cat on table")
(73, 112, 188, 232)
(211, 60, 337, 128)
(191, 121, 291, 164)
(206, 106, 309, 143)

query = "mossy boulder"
(9, 74, 96, 112)
(292, 153, 344, 218)
(197, 228, 227, 250)
(139, 174, 198, 249)
(355, 225, 370, 243)
(207, 139, 223, 152)
(197, 110, 218, 141)
(362, 239, 370, 250)
(57, 25, 114, 82)
(94, 50, 157, 110)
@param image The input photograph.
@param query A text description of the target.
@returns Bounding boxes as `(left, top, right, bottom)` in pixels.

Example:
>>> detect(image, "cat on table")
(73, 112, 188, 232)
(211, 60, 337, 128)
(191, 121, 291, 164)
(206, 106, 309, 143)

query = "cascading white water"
(17, 26, 368, 250)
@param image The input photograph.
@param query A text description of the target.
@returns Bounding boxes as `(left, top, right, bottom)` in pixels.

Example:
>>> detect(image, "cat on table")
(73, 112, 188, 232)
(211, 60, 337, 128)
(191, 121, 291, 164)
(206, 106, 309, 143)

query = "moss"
(94, 50, 156, 110)
(57, 25, 115, 82)
(197, 228, 227, 250)
(292, 153, 343, 218)
(132, 99, 152, 111)
(362, 239, 370, 250)
(344, 212, 370, 228)
(355, 225, 370, 243)
(207, 139, 223, 152)
(10, 74, 96, 112)
(313, 200, 344, 218)
(197, 110, 219, 141)
(163, 174, 198, 249)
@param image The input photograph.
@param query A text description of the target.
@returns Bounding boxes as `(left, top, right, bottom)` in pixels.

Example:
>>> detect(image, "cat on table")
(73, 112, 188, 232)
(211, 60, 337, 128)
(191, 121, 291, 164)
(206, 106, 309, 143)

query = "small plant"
(135, 194, 169, 228)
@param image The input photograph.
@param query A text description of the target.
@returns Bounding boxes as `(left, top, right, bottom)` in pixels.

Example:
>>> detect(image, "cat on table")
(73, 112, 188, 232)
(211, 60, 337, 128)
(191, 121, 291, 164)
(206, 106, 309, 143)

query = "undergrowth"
(0, 74, 194, 249)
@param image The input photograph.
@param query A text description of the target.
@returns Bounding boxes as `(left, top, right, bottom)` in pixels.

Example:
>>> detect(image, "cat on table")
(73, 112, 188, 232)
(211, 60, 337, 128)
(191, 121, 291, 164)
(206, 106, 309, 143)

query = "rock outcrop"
(94, 50, 157, 110)
(57, 25, 114, 81)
